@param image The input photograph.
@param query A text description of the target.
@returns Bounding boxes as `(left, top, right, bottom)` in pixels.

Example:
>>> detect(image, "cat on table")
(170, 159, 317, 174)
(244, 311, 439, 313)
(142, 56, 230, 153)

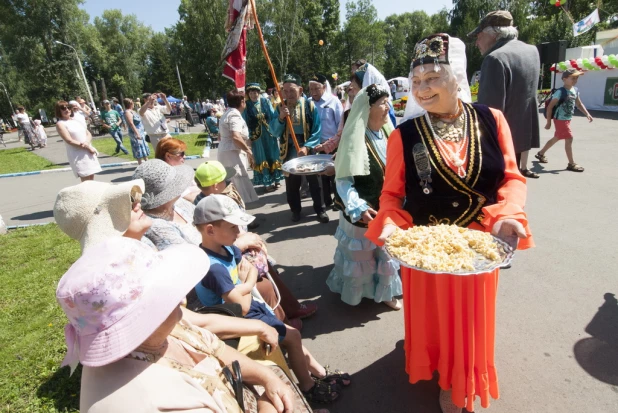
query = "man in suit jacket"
(470, 10, 541, 179)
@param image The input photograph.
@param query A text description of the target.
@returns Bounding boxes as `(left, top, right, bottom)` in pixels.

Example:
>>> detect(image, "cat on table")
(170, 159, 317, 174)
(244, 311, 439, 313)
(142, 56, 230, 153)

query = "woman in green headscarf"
(326, 84, 403, 310)
(243, 83, 284, 192)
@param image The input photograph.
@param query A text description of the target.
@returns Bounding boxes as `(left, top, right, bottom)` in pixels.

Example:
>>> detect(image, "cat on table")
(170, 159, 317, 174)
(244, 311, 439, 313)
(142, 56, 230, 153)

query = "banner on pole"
(222, 0, 254, 90)
(573, 9, 600, 37)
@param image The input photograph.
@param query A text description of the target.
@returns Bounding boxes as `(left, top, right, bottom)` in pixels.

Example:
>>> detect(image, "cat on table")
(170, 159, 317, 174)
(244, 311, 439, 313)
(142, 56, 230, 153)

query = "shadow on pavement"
(260, 210, 337, 244)
(12, 209, 54, 221)
(98, 167, 137, 176)
(276, 263, 397, 340)
(573, 292, 618, 386)
(530, 162, 566, 175)
(329, 340, 442, 413)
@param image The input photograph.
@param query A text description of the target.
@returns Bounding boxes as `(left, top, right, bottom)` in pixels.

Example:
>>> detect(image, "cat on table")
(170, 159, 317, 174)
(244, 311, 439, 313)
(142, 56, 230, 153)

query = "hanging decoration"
(549, 0, 567, 6)
(550, 55, 618, 72)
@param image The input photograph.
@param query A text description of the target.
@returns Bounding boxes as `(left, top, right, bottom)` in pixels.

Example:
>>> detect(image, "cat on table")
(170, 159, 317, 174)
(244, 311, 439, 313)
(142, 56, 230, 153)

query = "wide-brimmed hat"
(132, 159, 195, 210)
(195, 161, 237, 187)
(194, 194, 255, 226)
(54, 180, 145, 252)
(57, 237, 209, 371)
(468, 10, 513, 38)
(246, 83, 262, 92)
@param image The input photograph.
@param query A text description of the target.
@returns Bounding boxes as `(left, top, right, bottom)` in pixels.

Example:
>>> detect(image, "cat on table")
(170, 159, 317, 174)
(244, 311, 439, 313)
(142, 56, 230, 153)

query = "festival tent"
(158, 95, 182, 104)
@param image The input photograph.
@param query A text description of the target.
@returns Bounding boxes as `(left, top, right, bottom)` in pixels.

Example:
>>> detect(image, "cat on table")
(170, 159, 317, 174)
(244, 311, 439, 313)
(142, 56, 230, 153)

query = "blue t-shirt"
(552, 87, 578, 121)
(196, 245, 287, 340)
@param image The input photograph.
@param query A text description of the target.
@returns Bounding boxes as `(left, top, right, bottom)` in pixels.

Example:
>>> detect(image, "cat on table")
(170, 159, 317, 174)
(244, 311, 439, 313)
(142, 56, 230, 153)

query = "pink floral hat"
(56, 237, 209, 372)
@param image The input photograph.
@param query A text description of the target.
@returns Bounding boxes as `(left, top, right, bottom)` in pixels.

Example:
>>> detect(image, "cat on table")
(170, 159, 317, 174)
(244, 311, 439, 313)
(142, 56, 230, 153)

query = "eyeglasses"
(60, 105, 70, 111)
(174, 151, 185, 157)
(130, 191, 142, 207)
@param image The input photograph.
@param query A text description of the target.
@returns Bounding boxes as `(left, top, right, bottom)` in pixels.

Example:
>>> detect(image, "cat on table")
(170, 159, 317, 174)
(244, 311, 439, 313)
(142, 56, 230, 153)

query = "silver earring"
(457, 87, 462, 92)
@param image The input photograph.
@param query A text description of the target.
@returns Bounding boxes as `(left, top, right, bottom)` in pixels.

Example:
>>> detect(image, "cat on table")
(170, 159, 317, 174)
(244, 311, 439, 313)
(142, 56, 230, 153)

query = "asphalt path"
(1, 113, 617, 412)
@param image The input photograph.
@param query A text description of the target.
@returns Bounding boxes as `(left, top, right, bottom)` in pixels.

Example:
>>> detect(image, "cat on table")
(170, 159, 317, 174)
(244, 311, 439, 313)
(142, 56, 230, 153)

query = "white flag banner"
(573, 9, 600, 37)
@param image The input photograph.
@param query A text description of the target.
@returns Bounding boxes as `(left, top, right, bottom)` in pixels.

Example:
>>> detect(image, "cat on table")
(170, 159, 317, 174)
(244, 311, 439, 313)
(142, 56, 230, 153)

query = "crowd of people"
(44, 8, 605, 413)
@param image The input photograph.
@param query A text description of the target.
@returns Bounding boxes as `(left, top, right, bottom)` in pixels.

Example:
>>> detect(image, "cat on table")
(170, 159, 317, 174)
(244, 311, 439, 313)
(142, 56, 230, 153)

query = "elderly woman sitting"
(56, 237, 298, 412)
(155, 137, 202, 203)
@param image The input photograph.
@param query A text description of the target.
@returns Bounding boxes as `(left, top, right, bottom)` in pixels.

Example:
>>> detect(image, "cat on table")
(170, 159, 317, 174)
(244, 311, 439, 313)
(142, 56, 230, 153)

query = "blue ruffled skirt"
(326, 213, 402, 306)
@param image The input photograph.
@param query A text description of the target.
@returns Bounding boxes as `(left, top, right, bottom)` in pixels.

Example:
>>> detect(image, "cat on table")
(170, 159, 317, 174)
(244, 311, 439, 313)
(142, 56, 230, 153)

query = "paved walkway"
(1, 114, 618, 412)
(1, 123, 210, 168)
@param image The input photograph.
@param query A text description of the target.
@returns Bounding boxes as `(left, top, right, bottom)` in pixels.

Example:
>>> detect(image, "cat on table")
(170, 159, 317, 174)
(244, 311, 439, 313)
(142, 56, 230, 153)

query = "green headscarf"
(335, 85, 393, 179)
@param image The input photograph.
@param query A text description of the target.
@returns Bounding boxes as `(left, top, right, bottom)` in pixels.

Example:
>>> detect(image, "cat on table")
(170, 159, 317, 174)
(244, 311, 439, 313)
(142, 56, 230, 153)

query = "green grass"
(91, 133, 211, 159)
(0, 148, 61, 175)
(0, 224, 81, 412)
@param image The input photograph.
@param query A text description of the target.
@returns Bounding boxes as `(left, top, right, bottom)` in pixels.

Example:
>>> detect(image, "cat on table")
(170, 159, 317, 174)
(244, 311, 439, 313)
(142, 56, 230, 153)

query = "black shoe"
(113, 150, 120, 155)
(317, 212, 329, 224)
(291, 212, 301, 222)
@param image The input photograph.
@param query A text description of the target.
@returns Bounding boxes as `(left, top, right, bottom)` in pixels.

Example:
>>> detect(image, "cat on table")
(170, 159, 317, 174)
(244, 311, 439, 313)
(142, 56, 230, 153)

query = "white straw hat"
(53, 180, 145, 251)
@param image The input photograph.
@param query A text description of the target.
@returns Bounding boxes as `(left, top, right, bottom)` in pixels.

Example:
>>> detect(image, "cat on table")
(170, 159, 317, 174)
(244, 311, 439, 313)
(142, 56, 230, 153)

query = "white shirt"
(219, 108, 248, 152)
(16, 113, 30, 124)
(141, 104, 171, 135)
(73, 111, 87, 128)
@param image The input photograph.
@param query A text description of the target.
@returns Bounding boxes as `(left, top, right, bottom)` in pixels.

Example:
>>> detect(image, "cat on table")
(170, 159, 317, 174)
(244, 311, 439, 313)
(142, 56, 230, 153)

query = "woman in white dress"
(217, 90, 259, 204)
(55, 100, 102, 182)
(16, 106, 40, 150)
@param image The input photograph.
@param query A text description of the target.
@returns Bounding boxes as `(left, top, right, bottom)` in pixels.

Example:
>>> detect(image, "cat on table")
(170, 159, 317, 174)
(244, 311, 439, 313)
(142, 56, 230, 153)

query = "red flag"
(222, 0, 253, 90)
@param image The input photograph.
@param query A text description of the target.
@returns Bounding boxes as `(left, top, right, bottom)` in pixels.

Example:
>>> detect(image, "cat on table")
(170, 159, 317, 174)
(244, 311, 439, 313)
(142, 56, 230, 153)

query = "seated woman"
(53, 180, 285, 367)
(56, 236, 300, 412)
(155, 137, 201, 203)
(132, 159, 313, 329)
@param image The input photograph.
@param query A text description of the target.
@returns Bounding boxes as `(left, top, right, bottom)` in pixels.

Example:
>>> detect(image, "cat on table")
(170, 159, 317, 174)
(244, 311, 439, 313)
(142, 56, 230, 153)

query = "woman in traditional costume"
(365, 34, 534, 413)
(243, 83, 283, 192)
(326, 84, 403, 310)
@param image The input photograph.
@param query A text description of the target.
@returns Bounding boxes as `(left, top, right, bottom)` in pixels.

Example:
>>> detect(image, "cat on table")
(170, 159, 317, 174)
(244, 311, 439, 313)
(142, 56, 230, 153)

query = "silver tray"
(282, 154, 335, 175)
(385, 234, 514, 276)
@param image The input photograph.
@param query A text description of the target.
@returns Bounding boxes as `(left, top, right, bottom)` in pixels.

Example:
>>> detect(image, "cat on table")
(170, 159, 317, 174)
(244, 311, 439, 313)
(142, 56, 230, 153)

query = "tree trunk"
(101, 79, 107, 101)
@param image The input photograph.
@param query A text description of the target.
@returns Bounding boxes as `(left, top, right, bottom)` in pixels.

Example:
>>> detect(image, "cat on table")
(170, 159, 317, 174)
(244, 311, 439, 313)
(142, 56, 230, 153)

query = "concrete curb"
(6, 222, 54, 230)
(0, 155, 203, 179)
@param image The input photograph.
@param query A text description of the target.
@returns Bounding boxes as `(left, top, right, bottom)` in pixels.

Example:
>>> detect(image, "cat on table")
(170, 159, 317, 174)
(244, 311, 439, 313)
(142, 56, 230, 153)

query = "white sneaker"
(439, 389, 462, 413)
(383, 298, 402, 310)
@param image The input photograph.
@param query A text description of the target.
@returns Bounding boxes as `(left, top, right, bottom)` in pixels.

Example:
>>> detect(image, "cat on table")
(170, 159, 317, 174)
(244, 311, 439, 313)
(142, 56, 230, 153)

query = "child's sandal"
(535, 152, 548, 163)
(302, 381, 340, 404)
(313, 365, 351, 387)
(567, 163, 584, 172)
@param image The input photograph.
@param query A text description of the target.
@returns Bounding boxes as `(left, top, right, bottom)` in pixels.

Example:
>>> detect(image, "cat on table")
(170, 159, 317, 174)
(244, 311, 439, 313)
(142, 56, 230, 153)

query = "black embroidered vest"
(398, 103, 505, 227)
(334, 130, 388, 228)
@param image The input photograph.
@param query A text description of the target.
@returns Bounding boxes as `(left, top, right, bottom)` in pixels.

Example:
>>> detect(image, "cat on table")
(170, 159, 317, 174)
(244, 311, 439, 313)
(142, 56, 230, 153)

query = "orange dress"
(365, 108, 534, 410)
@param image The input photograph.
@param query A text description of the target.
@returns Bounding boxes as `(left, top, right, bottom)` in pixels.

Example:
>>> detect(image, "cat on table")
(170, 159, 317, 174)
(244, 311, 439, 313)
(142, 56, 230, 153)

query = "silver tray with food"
(282, 154, 335, 175)
(385, 225, 514, 276)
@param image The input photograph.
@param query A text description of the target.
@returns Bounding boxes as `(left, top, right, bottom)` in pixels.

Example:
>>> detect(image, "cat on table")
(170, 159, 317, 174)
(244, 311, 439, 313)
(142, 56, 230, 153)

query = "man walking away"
(471, 10, 541, 179)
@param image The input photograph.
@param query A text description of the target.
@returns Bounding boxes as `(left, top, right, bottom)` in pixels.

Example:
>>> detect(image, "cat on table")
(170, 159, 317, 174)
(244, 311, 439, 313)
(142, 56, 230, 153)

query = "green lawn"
(0, 225, 81, 412)
(0, 148, 61, 175)
(91, 133, 210, 159)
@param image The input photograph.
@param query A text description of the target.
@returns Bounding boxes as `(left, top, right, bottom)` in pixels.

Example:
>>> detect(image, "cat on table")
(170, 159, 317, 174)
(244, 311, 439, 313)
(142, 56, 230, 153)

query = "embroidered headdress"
(411, 34, 449, 72)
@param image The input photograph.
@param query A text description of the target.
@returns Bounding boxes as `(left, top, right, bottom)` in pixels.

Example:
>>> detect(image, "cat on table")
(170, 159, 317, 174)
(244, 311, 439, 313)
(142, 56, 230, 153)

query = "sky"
(81, 0, 453, 33)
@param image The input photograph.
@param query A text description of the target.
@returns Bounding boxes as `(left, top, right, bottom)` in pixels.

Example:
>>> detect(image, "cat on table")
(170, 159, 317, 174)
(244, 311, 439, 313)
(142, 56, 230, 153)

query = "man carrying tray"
(270, 74, 328, 224)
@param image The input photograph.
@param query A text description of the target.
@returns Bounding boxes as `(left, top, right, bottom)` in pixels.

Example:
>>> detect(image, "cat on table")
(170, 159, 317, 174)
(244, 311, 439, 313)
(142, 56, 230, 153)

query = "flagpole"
(248, 0, 301, 154)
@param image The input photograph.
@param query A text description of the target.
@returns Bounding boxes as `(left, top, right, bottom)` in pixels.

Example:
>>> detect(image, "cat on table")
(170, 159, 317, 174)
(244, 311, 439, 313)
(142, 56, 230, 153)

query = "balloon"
(558, 62, 568, 71)
(602, 55, 614, 69)
(609, 55, 618, 67)
(564, 60, 574, 70)
(318, 40, 324, 46)
(556, 0, 561, 6)
(570, 59, 580, 70)
(332, 73, 338, 80)
(550, 64, 556, 72)
(595, 57, 607, 69)
(582, 58, 595, 70)
(549, 0, 556, 4)
(576, 58, 584, 70)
